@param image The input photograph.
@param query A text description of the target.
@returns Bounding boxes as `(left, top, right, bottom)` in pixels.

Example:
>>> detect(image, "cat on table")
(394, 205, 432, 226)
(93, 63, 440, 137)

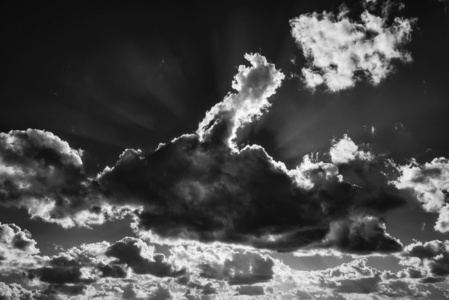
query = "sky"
(1, 0, 449, 299)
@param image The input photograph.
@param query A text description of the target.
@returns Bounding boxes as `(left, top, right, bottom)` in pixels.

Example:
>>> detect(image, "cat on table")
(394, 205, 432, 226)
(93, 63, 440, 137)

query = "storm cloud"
(0, 54, 414, 255)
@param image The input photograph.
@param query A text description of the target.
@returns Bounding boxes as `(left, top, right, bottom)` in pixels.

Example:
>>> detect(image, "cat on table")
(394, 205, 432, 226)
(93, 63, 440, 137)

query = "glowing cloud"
(290, 4, 414, 91)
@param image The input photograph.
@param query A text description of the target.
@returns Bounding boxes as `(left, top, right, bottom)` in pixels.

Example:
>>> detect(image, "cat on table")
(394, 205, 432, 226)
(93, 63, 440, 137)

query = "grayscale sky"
(1, 0, 449, 299)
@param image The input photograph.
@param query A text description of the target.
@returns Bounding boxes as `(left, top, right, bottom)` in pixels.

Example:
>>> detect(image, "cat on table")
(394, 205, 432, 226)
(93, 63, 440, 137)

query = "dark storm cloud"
(97, 56, 405, 254)
(105, 237, 184, 277)
(99, 136, 331, 252)
(0, 54, 408, 255)
(97, 53, 342, 252)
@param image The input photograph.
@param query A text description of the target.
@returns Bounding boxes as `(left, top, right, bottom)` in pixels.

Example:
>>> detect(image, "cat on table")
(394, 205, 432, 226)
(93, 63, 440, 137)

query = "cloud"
(0, 55, 407, 255)
(290, 3, 415, 91)
(168, 243, 275, 288)
(0, 282, 37, 300)
(0, 223, 41, 275)
(321, 216, 403, 254)
(105, 237, 185, 277)
(236, 285, 265, 296)
(197, 53, 285, 148)
(1, 228, 448, 300)
(401, 240, 449, 277)
(392, 157, 449, 232)
(99, 124, 404, 253)
(0, 129, 109, 228)
(0, 223, 39, 255)
(97, 263, 127, 278)
(147, 284, 173, 300)
(198, 251, 274, 285)
(329, 135, 373, 165)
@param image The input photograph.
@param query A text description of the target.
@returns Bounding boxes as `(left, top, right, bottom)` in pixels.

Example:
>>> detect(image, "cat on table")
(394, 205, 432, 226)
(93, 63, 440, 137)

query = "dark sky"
(1, 0, 449, 299)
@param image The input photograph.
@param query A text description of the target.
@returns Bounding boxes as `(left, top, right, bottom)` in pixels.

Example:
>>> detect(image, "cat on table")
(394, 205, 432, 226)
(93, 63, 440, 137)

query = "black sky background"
(1, 0, 449, 258)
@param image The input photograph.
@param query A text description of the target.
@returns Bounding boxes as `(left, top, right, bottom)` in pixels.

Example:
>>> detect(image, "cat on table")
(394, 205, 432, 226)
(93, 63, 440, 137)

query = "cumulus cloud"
(1, 229, 448, 300)
(105, 237, 185, 277)
(401, 240, 449, 278)
(318, 258, 382, 293)
(393, 157, 449, 232)
(271, 256, 447, 299)
(0, 55, 408, 256)
(321, 216, 403, 254)
(290, 2, 415, 91)
(0, 223, 40, 274)
(0, 126, 406, 256)
(0, 129, 110, 228)
(198, 251, 274, 285)
(330, 135, 373, 165)
(0, 223, 39, 255)
(0, 282, 38, 300)
(197, 53, 285, 148)
(99, 123, 404, 253)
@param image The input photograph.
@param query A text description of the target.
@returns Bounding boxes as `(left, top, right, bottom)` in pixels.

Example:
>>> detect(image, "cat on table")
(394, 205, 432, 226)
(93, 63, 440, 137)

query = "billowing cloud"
(329, 135, 373, 165)
(290, 2, 414, 91)
(1, 227, 448, 300)
(197, 53, 285, 148)
(321, 216, 403, 254)
(99, 131, 406, 253)
(105, 237, 185, 277)
(0, 282, 37, 300)
(0, 129, 109, 228)
(0, 223, 39, 255)
(393, 157, 449, 232)
(198, 251, 274, 285)
(0, 223, 40, 274)
(401, 240, 449, 278)
(0, 55, 408, 256)
(0, 125, 406, 256)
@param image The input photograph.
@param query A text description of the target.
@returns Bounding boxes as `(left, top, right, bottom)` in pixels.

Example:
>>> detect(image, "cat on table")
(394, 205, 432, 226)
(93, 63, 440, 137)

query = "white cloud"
(0, 129, 109, 228)
(289, 154, 340, 190)
(393, 157, 449, 232)
(435, 204, 449, 233)
(290, 6, 414, 92)
(197, 53, 285, 148)
(330, 135, 374, 165)
(0, 223, 40, 271)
